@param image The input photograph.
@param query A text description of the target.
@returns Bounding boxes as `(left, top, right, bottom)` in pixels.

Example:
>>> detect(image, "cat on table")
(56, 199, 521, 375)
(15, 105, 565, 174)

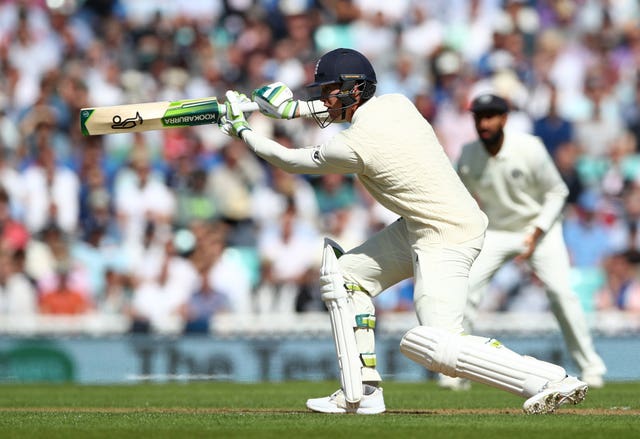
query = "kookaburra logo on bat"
(111, 112, 143, 129)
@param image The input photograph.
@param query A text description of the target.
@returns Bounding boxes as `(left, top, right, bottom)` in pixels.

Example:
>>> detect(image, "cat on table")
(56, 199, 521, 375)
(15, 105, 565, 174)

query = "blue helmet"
(306, 48, 377, 102)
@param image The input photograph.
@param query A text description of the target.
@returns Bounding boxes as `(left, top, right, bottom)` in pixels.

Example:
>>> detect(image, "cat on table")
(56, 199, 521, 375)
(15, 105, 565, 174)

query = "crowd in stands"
(0, 0, 639, 334)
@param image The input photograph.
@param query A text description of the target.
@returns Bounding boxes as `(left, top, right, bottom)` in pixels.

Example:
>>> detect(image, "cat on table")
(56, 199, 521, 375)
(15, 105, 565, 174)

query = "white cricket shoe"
(522, 376, 588, 414)
(306, 387, 385, 414)
(437, 374, 471, 391)
(581, 372, 604, 389)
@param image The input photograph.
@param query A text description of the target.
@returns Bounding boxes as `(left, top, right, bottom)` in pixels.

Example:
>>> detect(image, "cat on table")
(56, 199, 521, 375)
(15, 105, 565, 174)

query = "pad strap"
(355, 314, 376, 329)
(360, 353, 377, 367)
(345, 283, 368, 293)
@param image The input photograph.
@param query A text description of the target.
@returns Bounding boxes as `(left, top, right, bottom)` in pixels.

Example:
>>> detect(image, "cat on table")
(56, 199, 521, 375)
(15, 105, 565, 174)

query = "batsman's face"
(474, 111, 507, 144)
(320, 84, 345, 116)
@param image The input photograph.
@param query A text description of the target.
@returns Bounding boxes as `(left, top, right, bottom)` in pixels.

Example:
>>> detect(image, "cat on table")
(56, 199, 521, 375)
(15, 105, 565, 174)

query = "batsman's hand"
(219, 91, 252, 138)
(252, 82, 298, 119)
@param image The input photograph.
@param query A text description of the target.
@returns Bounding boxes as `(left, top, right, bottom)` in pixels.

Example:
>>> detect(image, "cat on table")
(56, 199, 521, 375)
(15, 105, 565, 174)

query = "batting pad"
(400, 326, 567, 398)
(321, 238, 363, 404)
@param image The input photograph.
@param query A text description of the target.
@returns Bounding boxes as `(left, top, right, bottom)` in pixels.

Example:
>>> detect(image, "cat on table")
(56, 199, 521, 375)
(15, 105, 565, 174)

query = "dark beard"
(480, 130, 504, 150)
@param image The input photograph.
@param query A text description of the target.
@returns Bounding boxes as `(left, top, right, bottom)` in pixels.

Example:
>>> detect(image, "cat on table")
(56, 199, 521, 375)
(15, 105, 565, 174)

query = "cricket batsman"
(218, 48, 590, 414)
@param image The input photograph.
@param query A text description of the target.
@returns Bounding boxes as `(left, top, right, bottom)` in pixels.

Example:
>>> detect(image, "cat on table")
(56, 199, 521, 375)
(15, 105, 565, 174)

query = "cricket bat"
(80, 96, 259, 136)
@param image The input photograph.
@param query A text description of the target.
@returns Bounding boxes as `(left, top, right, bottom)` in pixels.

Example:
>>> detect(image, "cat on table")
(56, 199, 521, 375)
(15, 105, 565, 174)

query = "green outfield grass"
(0, 381, 638, 438)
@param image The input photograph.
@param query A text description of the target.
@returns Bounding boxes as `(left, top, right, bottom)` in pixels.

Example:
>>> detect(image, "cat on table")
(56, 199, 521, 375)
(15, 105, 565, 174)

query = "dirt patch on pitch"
(0, 407, 637, 416)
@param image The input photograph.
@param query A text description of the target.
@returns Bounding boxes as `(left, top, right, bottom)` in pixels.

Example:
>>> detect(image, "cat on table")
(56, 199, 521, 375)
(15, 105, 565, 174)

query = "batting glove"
(220, 91, 252, 139)
(252, 81, 299, 119)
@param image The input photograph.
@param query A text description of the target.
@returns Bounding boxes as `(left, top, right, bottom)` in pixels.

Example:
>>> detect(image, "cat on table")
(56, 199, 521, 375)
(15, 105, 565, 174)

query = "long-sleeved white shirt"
(243, 94, 488, 244)
(457, 130, 569, 233)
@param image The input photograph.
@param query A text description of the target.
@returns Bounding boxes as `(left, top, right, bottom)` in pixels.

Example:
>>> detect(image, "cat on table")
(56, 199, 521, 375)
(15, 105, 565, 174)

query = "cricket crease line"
(0, 407, 637, 416)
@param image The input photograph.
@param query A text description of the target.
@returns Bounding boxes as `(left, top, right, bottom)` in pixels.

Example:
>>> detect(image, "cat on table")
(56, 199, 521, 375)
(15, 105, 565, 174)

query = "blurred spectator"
(24, 223, 68, 285)
(598, 134, 639, 198)
(563, 190, 620, 269)
(174, 168, 218, 228)
(353, 179, 398, 233)
(5, 5, 62, 110)
(128, 228, 199, 332)
(0, 249, 37, 315)
(163, 129, 211, 189)
(0, 149, 23, 218)
(77, 139, 119, 235)
(350, 7, 398, 61)
(98, 268, 133, 316)
(506, 273, 550, 313)
(188, 220, 253, 315)
(128, 260, 176, 333)
(373, 278, 415, 314)
(446, 0, 496, 65)
(433, 83, 477, 163)
(34, 223, 91, 303)
(252, 164, 319, 230)
(38, 262, 91, 315)
(533, 82, 574, 159)
(313, 173, 357, 215)
(113, 145, 175, 247)
(573, 70, 625, 158)
(70, 222, 123, 301)
(0, 186, 29, 252)
(18, 70, 74, 164)
(255, 201, 320, 313)
(206, 139, 265, 246)
(376, 53, 428, 102)
(554, 142, 585, 205)
(126, 221, 165, 285)
(430, 48, 465, 106)
(202, 223, 253, 314)
(322, 205, 369, 255)
(626, 74, 640, 153)
(20, 142, 79, 235)
(476, 268, 551, 315)
(398, 4, 444, 60)
(179, 263, 230, 334)
(0, 101, 21, 154)
(595, 249, 640, 312)
(615, 182, 640, 250)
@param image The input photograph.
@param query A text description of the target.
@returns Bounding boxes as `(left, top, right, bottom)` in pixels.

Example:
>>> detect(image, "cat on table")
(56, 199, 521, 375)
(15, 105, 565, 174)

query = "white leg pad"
(321, 238, 363, 405)
(400, 326, 567, 398)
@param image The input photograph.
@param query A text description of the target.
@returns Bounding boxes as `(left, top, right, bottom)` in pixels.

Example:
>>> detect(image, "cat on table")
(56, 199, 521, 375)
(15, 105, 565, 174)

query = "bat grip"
(219, 101, 260, 115)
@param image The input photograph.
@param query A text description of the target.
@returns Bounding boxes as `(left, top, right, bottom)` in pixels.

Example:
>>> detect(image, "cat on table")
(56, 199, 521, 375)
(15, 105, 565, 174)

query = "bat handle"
(219, 101, 260, 115)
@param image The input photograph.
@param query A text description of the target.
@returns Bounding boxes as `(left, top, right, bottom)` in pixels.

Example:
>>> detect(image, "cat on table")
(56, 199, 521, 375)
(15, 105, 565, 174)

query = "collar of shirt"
(350, 95, 377, 124)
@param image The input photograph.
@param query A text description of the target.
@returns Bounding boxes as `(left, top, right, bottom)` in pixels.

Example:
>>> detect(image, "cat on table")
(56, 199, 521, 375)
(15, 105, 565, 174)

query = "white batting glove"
(252, 82, 299, 119)
(220, 91, 252, 139)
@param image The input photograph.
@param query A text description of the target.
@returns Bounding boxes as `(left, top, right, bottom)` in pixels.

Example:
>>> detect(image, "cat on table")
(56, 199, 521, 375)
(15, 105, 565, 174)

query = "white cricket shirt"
(457, 131, 568, 233)
(243, 94, 488, 244)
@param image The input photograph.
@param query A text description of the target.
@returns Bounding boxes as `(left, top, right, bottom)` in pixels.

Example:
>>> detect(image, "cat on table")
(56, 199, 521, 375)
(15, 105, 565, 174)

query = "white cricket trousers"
(339, 217, 484, 334)
(466, 222, 606, 376)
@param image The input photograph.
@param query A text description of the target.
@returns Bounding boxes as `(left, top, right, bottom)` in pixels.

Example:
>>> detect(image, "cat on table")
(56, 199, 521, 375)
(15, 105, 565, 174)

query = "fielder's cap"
(469, 94, 510, 114)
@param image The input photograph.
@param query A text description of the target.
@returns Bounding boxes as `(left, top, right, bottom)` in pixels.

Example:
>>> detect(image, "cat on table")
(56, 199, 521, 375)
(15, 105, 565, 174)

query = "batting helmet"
(306, 48, 377, 103)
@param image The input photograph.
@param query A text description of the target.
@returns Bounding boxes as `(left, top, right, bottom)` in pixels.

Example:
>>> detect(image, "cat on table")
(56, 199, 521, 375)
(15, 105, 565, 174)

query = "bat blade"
(80, 97, 259, 136)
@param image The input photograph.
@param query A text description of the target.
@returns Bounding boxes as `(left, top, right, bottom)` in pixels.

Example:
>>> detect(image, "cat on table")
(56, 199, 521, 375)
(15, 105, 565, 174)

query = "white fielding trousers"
(465, 222, 606, 376)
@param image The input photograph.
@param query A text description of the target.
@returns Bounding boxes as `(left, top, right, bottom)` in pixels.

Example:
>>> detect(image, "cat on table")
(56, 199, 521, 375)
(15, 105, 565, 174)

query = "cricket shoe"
(522, 376, 588, 414)
(581, 371, 605, 389)
(306, 386, 385, 414)
(437, 374, 471, 391)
